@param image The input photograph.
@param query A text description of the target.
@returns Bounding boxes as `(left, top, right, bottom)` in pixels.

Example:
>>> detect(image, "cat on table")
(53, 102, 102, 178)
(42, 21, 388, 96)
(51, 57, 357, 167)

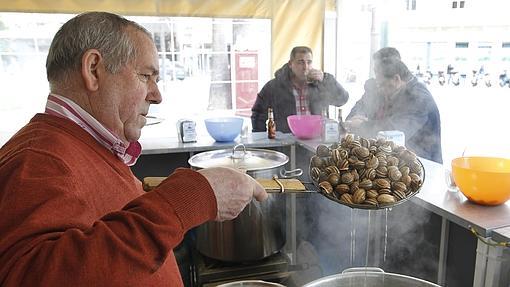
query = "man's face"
(94, 28, 162, 143)
(289, 52, 313, 81)
(374, 66, 401, 99)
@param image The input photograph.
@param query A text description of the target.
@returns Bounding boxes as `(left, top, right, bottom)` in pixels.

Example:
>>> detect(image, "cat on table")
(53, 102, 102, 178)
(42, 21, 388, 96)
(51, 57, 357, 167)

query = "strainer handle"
(279, 168, 303, 178)
(342, 267, 384, 274)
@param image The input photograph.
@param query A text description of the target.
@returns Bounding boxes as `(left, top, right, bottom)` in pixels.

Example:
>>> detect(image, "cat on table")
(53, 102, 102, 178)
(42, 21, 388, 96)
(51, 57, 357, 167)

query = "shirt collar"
(44, 93, 141, 166)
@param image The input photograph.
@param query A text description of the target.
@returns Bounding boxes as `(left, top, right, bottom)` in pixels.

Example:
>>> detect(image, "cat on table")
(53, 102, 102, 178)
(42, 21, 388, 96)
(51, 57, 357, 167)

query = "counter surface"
(140, 132, 295, 154)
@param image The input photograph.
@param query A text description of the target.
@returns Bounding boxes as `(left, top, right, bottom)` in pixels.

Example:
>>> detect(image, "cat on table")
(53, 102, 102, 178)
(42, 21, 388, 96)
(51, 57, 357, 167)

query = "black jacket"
(251, 63, 349, 133)
(347, 77, 443, 163)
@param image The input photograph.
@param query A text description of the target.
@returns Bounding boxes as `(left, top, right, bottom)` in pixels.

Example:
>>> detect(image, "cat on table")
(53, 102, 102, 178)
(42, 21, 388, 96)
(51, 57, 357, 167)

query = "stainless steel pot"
(188, 144, 301, 262)
(303, 267, 441, 287)
(216, 280, 285, 287)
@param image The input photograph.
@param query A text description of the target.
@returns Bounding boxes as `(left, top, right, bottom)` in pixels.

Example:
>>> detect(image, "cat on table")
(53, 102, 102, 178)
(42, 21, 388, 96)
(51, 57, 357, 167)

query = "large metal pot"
(188, 144, 300, 262)
(303, 267, 441, 287)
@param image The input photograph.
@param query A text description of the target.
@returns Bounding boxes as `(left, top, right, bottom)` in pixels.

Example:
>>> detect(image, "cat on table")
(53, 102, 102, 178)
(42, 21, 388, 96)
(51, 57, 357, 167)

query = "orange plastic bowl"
(451, 157, 510, 206)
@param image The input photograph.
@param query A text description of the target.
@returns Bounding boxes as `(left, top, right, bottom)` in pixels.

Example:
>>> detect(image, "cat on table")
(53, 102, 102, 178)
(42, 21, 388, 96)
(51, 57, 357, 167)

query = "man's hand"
(307, 68, 324, 82)
(198, 167, 268, 221)
(344, 116, 368, 132)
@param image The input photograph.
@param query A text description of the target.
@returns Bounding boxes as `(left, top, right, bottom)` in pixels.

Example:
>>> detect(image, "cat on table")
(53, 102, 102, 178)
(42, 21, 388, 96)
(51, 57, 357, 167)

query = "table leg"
(285, 145, 297, 264)
(437, 218, 450, 285)
(473, 238, 489, 287)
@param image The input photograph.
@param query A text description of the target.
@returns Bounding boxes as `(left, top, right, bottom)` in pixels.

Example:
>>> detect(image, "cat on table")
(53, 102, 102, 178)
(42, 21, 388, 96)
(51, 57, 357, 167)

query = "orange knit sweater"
(0, 114, 217, 286)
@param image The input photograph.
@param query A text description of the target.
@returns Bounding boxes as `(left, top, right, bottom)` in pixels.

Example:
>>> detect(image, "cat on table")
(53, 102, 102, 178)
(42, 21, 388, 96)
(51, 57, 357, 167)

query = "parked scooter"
(449, 71, 460, 86)
(499, 70, 510, 88)
(471, 70, 479, 87)
(483, 72, 492, 87)
(438, 71, 446, 86)
(424, 70, 433, 85)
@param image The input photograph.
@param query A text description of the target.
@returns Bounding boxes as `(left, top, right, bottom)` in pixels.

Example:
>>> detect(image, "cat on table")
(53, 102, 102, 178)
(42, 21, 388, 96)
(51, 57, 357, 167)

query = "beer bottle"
(266, 107, 276, 139)
(338, 108, 347, 138)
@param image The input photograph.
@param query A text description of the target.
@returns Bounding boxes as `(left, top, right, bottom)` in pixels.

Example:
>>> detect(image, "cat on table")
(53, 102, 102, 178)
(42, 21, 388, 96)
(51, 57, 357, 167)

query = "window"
(0, 13, 271, 140)
(452, 1, 466, 9)
(407, 0, 417, 10)
(329, 2, 510, 164)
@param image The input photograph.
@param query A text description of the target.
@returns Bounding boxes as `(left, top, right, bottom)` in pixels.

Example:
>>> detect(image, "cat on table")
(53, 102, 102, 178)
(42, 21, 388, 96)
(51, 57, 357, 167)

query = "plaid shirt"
(44, 94, 141, 166)
(292, 84, 311, 115)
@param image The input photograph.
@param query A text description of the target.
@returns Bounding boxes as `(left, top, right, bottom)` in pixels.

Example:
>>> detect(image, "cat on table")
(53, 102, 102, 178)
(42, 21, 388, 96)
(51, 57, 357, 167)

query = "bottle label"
(322, 121, 339, 142)
(181, 121, 197, 142)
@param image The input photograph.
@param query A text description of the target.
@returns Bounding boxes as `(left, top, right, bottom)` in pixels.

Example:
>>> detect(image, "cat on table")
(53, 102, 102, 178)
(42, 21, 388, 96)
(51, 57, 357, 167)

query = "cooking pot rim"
(188, 146, 289, 171)
(303, 271, 441, 287)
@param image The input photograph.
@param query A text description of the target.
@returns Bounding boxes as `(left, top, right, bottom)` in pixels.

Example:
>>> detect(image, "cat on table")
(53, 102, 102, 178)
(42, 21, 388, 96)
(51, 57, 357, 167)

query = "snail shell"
(392, 181, 407, 194)
(310, 167, 321, 181)
(393, 189, 406, 201)
(353, 188, 366, 204)
(366, 189, 379, 199)
(387, 156, 399, 167)
(327, 173, 341, 186)
(374, 178, 391, 190)
(366, 156, 379, 169)
(388, 166, 403, 182)
(350, 181, 360, 194)
(340, 193, 354, 204)
(319, 181, 333, 194)
(377, 194, 396, 204)
(376, 166, 388, 178)
(341, 172, 354, 185)
(399, 149, 417, 162)
(316, 144, 330, 157)
(335, 184, 350, 195)
(311, 155, 324, 168)
(364, 197, 379, 206)
(359, 179, 373, 190)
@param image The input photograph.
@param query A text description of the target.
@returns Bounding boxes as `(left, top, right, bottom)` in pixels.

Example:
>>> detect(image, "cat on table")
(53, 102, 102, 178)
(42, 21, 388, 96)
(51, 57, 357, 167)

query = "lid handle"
(231, 143, 247, 159)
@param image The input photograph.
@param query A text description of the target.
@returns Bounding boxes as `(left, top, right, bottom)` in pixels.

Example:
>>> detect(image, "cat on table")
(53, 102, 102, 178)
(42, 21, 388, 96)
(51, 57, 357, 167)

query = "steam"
(291, 153, 440, 285)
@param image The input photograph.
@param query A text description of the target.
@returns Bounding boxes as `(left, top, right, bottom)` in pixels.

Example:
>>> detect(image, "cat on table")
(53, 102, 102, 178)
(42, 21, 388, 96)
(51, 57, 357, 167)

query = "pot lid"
(188, 144, 289, 171)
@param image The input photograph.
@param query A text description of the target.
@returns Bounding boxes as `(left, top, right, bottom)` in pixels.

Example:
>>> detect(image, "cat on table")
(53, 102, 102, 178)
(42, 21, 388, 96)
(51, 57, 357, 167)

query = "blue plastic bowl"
(204, 117, 244, 142)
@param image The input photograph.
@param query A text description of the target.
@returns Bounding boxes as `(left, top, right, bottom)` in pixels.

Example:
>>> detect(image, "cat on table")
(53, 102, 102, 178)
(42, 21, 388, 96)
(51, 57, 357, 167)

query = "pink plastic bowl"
(287, 115, 323, 139)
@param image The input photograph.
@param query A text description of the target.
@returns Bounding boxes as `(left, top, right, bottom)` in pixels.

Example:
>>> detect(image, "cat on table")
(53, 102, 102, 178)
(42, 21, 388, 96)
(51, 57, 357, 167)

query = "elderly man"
(251, 46, 349, 133)
(0, 12, 266, 286)
(346, 48, 442, 163)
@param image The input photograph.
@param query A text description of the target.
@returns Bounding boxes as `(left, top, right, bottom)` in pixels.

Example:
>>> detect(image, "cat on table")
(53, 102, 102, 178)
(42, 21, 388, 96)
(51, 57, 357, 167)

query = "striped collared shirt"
(292, 84, 311, 115)
(45, 94, 141, 166)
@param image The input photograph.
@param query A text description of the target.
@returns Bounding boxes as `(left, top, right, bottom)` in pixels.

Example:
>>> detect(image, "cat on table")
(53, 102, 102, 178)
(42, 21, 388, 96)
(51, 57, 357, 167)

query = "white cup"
(444, 168, 459, 192)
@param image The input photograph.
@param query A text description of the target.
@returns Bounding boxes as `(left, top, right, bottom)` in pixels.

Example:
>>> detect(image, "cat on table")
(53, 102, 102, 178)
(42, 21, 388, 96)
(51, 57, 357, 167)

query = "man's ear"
(81, 49, 102, 91)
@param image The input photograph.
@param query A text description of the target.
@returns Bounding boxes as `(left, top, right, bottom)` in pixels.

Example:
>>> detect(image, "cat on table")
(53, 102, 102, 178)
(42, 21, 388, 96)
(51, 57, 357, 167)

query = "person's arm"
(346, 79, 377, 121)
(0, 151, 216, 286)
(251, 83, 272, 132)
(318, 72, 349, 107)
(356, 84, 432, 139)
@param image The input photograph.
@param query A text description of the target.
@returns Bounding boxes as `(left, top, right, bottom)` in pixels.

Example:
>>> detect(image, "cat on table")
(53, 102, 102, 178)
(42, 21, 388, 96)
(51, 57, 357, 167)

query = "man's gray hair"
(376, 57, 413, 81)
(46, 11, 152, 83)
(290, 46, 313, 60)
(373, 47, 401, 61)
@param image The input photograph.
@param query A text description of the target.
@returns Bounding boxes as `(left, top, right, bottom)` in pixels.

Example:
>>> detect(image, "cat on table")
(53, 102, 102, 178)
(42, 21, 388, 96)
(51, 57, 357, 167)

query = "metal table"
(295, 139, 510, 287)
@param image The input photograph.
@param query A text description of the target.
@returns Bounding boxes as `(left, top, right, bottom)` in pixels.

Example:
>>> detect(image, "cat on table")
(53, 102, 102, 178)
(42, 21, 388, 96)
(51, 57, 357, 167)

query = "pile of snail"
(309, 134, 423, 208)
